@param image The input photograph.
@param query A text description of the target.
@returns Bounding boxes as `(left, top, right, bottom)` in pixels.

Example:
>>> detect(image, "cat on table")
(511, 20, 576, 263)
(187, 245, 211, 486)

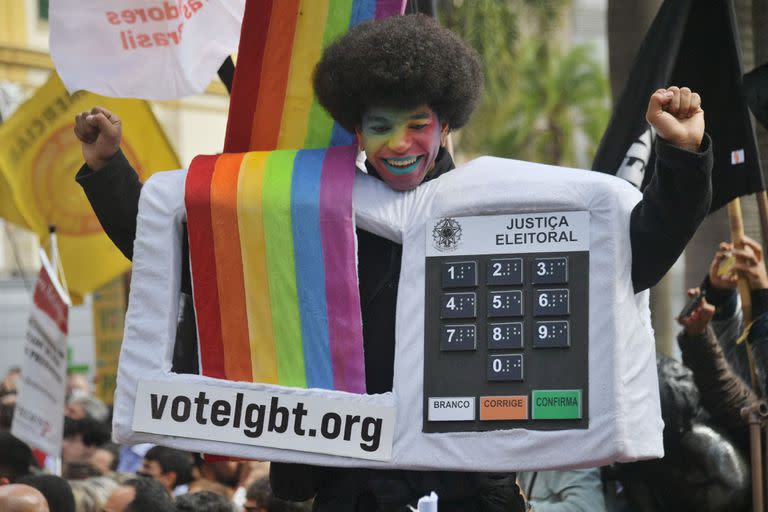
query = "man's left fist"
(645, 86, 704, 152)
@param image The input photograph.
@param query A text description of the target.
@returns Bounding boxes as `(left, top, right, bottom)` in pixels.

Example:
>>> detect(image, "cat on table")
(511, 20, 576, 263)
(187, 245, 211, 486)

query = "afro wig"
(313, 14, 484, 133)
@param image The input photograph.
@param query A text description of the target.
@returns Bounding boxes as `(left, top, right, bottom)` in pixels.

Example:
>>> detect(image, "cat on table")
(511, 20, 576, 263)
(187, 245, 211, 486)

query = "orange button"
(480, 395, 528, 420)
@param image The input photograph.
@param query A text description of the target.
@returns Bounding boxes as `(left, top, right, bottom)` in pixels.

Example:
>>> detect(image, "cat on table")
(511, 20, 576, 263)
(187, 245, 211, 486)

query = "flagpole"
(48, 225, 57, 275)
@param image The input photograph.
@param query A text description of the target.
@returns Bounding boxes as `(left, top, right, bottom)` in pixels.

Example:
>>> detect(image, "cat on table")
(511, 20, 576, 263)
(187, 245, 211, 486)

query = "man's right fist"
(74, 106, 122, 171)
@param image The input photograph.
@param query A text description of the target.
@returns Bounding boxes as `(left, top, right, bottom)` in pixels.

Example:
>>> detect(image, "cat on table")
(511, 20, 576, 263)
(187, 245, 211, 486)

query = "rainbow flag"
(224, 0, 406, 153)
(185, 146, 365, 394)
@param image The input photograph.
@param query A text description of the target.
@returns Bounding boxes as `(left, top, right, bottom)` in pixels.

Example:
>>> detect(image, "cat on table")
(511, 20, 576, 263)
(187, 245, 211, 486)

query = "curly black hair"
(313, 13, 484, 133)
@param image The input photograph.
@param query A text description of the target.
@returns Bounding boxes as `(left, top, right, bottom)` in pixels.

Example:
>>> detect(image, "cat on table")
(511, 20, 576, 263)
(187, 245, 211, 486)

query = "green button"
(532, 390, 582, 420)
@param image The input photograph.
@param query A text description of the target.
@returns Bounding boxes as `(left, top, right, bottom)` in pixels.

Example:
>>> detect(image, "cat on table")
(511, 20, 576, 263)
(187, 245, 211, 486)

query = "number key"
(487, 258, 523, 286)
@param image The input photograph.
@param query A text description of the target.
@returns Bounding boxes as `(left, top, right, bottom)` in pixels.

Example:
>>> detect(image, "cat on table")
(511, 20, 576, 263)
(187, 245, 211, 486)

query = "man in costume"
(75, 13, 711, 512)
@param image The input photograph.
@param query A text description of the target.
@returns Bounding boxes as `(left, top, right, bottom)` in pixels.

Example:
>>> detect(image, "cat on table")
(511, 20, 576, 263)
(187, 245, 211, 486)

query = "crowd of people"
(0, 376, 312, 512)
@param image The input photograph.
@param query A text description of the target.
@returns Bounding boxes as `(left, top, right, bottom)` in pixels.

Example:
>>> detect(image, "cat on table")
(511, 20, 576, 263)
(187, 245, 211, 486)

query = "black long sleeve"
(630, 135, 713, 293)
(75, 149, 142, 261)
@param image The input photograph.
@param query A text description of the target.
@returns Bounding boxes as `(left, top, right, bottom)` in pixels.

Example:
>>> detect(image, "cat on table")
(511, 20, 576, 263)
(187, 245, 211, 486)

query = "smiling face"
(356, 105, 448, 191)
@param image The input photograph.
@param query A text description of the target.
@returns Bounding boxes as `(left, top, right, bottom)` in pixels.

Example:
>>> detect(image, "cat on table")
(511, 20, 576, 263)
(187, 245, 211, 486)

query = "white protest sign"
(12, 250, 70, 455)
(133, 379, 396, 462)
(50, 0, 245, 100)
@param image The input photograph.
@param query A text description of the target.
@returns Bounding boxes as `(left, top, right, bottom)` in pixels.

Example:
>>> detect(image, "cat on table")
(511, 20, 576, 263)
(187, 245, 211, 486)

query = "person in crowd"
(0, 483, 49, 512)
(245, 477, 312, 512)
(615, 354, 751, 511)
(62, 461, 102, 481)
(74, 13, 711, 512)
(186, 478, 233, 501)
(0, 402, 15, 430)
(16, 475, 75, 512)
(69, 476, 119, 512)
(65, 396, 109, 423)
(175, 490, 234, 512)
(103, 477, 175, 512)
(517, 469, 606, 512)
(65, 373, 92, 402)
(61, 417, 110, 465)
(138, 446, 194, 495)
(89, 442, 120, 476)
(0, 367, 20, 406)
(0, 432, 35, 484)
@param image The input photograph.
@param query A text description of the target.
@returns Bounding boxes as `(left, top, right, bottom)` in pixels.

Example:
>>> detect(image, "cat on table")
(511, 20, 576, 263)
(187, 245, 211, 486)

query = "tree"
(441, 0, 609, 166)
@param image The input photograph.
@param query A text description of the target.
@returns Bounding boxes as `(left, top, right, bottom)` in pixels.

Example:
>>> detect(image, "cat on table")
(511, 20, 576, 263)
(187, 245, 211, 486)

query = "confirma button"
(427, 397, 475, 421)
(480, 395, 528, 420)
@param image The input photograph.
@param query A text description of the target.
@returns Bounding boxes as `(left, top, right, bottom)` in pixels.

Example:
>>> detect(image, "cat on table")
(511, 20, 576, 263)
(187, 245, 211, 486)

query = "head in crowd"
(103, 477, 174, 512)
(0, 367, 20, 405)
(313, 13, 483, 191)
(65, 373, 91, 401)
(69, 477, 119, 512)
(90, 442, 120, 475)
(0, 483, 49, 512)
(16, 475, 75, 512)
(192, 456, 239, 489)
(175, 490, 233, 512)
(245, 477, 312, 512)
(61, 417, 110, 463)
(139, 446, 194, 493)
(0, 432, 34, 484)
(65, 395, 109, 422)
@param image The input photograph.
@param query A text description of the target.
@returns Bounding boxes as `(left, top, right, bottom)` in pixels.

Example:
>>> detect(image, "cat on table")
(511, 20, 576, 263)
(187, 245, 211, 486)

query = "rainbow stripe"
(224, 0, 406, 153)
(185, 146, 365, 393)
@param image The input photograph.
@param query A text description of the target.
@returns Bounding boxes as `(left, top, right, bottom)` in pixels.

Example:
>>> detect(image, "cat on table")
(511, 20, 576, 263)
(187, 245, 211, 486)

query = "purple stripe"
(320, 146, 366, 393)
(375, 0, 406, 18)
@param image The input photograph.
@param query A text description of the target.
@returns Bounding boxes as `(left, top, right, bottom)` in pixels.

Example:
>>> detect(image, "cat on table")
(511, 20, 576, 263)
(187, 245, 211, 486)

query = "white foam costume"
(113, 156, 662, 471)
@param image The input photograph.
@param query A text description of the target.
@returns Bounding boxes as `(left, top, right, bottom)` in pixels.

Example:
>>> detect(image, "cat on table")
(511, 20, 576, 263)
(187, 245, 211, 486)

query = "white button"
(428, 397, 476, 421)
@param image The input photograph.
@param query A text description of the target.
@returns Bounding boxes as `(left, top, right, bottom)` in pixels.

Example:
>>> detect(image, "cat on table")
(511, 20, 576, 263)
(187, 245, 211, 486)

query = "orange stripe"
(210, 153, 252, 382)
(249, 0, 301, 150)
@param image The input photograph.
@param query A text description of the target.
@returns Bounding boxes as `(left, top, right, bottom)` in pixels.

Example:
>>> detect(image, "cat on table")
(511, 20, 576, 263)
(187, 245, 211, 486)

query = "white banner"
(133, 379, 396, 462)
(50, 0, 245, 100)
(12, 251, 70, 455)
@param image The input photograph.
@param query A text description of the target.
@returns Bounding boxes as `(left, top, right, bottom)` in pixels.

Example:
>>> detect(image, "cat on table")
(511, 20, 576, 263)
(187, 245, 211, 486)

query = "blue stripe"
(291, 149, 334, 389)
(329, 0, 375, 147)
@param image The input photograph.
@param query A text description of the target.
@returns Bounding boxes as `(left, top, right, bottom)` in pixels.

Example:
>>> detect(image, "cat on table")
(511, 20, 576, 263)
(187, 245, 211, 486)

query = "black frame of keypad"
(423, 251, 589, 433)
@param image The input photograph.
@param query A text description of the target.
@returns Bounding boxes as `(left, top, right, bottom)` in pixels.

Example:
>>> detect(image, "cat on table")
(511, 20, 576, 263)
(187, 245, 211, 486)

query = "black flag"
(592, 0, 763, 212)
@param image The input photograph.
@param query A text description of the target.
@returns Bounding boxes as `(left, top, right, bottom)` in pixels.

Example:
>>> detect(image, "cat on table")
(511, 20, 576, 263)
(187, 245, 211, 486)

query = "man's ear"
(355, 128, 364, 150)
(440, 122, 450, 146)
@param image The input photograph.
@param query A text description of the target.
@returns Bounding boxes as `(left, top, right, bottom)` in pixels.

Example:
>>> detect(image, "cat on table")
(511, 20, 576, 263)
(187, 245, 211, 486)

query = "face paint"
(357, 105, 446, 191)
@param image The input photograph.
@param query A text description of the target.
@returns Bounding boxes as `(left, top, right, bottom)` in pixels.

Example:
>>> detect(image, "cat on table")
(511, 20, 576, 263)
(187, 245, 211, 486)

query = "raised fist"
(646, 86, 704, 152)
(74, 106, 122, 171)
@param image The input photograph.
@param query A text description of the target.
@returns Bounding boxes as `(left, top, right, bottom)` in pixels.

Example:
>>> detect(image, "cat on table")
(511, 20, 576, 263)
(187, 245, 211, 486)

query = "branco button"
(428, 397, 476, 421)
(480, 396, 528, 420)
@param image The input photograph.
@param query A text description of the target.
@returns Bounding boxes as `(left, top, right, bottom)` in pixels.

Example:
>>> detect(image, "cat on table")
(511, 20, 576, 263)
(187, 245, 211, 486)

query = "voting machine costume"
(80, 132, 712, 468)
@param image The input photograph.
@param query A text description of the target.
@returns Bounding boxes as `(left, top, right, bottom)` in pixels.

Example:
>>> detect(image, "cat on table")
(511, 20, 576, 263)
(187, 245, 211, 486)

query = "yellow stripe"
(277, 0, 330, 148)
(237, 151, 279, 383)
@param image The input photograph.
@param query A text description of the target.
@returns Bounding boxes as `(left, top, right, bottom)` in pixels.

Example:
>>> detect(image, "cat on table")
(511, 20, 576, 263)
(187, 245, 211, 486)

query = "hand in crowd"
(709, 242, 738, 290)
(74, 106, 122, 172)
(645, 86, 704, 152)
(732, 235, 768, 290)
(678, 287, 715, 336)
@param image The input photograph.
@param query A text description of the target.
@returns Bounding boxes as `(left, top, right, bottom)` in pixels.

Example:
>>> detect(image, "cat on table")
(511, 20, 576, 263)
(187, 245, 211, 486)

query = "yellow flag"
(0, 72, 180, 302)
(91, 274, 127, 405)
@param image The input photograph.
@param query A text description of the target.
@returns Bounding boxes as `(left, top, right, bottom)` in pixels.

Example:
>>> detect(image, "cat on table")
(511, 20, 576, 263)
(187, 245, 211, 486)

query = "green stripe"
(304, 0, 355, 148)
(263, 150, 306, 387)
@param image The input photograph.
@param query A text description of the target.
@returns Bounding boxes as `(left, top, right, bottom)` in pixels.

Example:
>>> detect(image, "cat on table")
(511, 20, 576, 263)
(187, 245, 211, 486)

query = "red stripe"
(185, 154, 226, 379)
(223, 0, 274, 153)
(248, 0, 301, 150)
